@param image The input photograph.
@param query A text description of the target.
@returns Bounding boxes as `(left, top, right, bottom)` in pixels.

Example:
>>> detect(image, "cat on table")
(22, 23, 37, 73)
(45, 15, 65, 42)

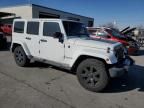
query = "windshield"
(106, 29, 125, 38)
(63, 21, 89, 38)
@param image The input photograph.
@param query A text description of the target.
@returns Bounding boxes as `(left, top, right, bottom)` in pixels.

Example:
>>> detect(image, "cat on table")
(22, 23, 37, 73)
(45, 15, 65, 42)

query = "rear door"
(13, 21, 25, 42)
(25, 21, 40, 57)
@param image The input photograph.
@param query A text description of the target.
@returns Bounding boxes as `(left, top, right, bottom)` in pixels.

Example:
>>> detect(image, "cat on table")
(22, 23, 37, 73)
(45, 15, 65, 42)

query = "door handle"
(40, 39, 47, 42)
(25, 37, 31, 40)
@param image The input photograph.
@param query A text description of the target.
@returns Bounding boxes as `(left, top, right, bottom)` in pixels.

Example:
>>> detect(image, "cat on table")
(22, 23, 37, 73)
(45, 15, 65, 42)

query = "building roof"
(0, 3, 94, 20)
(14, 18, 83, 23)
(0, 12, 15, 17)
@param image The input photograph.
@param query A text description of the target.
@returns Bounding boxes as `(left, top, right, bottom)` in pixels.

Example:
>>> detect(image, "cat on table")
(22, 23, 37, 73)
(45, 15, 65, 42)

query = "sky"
(0, 0, 144, 28)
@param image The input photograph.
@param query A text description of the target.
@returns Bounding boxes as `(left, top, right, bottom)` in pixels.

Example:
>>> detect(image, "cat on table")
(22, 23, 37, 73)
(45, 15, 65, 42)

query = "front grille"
(115, 46, 124, 61)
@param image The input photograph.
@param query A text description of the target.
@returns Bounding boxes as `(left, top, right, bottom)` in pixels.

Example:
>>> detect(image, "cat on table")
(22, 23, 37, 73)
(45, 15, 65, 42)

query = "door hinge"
(39, 50, 40, 54)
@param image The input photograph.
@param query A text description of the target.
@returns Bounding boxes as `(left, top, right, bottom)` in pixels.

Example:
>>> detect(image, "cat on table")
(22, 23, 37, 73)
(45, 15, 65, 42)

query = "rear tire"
(14, 46, 30, 67)
(76, 58, 109, 92)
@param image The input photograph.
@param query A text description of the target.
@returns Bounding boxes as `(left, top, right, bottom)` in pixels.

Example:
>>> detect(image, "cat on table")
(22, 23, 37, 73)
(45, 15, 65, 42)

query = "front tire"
(76, 58, 109, 92)
(14, 46, 30, 67)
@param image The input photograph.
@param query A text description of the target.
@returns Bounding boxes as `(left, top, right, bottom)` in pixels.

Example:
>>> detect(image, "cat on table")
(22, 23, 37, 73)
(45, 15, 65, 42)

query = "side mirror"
(53, 32, 63, 38)
(53, 32, 64, 43)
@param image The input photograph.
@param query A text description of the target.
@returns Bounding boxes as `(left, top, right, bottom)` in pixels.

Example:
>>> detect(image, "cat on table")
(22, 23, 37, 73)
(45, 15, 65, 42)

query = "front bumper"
(109, 56, 134, 78)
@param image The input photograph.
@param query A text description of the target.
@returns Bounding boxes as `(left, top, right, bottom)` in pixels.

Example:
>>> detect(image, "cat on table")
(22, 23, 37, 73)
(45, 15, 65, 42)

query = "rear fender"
(11, 41, 31, 57)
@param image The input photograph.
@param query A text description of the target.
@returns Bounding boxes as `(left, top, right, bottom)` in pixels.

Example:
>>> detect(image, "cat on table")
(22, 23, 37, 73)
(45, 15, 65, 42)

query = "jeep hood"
(67, 37, 121, 50)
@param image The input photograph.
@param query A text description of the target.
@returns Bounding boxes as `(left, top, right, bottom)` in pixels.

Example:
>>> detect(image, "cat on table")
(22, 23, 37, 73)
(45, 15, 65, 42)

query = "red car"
(87, 27, 139, 55)
(0, 24, 12, 35)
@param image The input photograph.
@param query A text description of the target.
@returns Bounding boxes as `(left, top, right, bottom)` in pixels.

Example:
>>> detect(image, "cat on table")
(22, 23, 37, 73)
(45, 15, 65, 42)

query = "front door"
(40, 21, 65, 63)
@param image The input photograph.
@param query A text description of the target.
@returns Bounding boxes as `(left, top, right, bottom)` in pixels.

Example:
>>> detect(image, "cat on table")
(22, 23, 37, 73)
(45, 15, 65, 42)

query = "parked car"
(0, 32, 7, 49)
(87, 27, 139, 55)
(0, 24, 12, 35)
(11, 19, 134, 92)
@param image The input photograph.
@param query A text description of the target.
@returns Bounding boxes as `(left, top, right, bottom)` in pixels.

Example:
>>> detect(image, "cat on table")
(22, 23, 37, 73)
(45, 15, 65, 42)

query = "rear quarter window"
(14, 21, 25, 33)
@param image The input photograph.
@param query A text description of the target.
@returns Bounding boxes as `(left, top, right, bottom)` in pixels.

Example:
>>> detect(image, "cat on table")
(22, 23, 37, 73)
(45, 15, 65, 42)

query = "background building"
(0, 4, 94, 27)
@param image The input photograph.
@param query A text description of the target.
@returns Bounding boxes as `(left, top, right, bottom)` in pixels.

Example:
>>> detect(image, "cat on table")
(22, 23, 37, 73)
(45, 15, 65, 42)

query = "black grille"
(115, 47, 124, 61)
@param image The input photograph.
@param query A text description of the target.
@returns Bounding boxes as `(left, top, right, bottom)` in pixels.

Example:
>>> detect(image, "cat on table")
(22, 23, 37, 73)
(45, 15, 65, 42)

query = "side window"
(14, 21, 25, 33)
(27, 22, 39, 35)
(43, 22, 61, 36)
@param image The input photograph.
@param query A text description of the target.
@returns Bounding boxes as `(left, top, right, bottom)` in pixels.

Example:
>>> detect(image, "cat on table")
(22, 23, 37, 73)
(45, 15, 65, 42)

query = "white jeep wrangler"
(11, 19, 133, 92)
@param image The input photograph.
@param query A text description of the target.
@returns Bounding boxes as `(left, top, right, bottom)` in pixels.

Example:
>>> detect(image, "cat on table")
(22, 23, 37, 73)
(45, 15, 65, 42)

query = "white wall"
(0, 4, 94, 26)
(0, 5, 32, 19)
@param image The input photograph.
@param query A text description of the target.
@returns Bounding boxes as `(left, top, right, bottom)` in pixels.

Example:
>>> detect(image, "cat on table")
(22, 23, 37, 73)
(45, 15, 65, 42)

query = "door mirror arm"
(59, 36, 64, 43)
(53, 32, 64, 43)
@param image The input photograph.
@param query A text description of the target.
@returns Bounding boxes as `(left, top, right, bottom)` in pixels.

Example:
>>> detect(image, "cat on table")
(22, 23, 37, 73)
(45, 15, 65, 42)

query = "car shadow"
(0, 47, 10, 51)
(0, 42, 11, 51)
(103, 65, 144, 93)
(27, 62, 76, 75)
(27, 62, 144, 93)
(0, 48, 9, 51)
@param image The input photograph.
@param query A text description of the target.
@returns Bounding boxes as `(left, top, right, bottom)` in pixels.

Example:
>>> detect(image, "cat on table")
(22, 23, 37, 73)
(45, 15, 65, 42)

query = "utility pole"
(113, 20, 117, 26)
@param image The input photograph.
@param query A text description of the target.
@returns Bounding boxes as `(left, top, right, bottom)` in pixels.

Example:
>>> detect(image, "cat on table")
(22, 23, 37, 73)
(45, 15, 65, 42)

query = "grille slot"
(115, 46, 124, 61)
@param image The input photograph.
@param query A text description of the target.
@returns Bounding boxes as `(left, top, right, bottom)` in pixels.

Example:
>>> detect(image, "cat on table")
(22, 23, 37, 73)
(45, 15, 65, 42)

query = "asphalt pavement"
(0, 48, 144, 108)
